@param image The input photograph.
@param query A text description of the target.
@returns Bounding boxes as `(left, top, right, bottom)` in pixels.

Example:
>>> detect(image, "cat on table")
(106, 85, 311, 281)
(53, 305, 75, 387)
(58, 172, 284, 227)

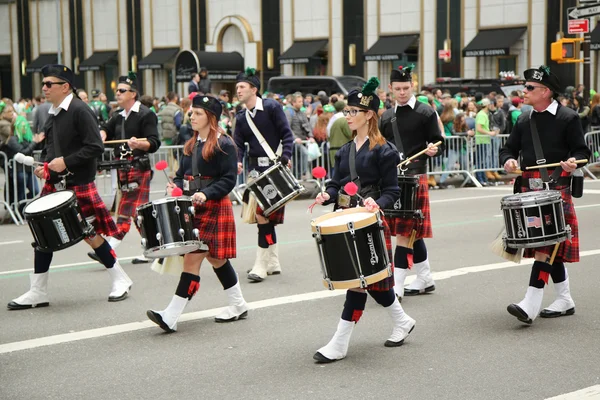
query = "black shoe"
(132, 257, 149, 264)
(246, 268, 280, 275)
(404, 285, 435, 296)
(313, 352, 336, 363)
(87, 252, 101, 263)
(215, 310, 248, 323)
(539, 307, 575, 318)
(146, 310, 176, 333)
(247, 273, 265, 282)
(384, 325, 415, 347)
(507, 304, 532, 324)
(7, 301, 49, 310)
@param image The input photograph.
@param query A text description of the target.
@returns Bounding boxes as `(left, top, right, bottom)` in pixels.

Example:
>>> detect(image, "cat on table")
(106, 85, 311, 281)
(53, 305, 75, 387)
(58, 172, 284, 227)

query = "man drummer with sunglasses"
(233, 67, 294, 283)
(379, 65, 444, 301)
(8, 64, 133, 310)
(313, 77, 415, 363)
(500, 66, 590, 325)
(87, 72, 161, 265)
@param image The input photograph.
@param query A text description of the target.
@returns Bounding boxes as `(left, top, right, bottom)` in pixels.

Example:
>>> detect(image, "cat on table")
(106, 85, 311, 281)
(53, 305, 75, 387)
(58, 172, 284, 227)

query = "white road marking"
(545, 385, 600, 399)
(0, 240, 24, 246)
(0, 256, 138, 276)
(430, 194, 505, 204)
(1, 249, 600, 354)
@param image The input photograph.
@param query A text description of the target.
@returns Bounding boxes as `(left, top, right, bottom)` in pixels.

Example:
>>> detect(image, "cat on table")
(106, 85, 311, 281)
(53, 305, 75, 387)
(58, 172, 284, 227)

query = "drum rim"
(501, 190, 562, 204)
(151, 196, 193, 206)
(311, 207, 379, 234)
(23, 190, 76, 216)
(246, 162, 283, 185)
(322, 267, 391, 290)
(143, 240, 208, 258)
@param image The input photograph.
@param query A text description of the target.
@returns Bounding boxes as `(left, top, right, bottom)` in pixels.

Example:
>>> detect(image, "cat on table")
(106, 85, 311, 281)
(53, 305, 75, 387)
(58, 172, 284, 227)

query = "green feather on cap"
(404, 63, 415, 74)
(245, 67, 256, 77)
(128, 71, 137, 81)
(361, 77, 380, 97)
(538, 65, 550, 76)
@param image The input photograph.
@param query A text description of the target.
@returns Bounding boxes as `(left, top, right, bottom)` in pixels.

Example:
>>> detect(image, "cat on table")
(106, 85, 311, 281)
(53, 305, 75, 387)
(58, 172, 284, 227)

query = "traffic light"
(551, 38, 584, 63)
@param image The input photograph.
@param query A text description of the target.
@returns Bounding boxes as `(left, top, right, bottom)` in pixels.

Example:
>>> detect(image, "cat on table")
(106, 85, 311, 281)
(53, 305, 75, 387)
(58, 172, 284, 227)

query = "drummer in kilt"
(313, 78, 416, 363)
(87, 72, 161, 265)
(379, 65, 444, 300)
(147, 95, 248, 333)
(8, 64, 133, 310)
(233, 68, 294, 282)
(500, 65, 591, 325)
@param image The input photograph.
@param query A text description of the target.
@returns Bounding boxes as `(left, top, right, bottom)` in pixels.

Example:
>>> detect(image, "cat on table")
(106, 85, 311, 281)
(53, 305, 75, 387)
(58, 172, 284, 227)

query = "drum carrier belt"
(183, 140, 214, 195)
(529, 114, 564, 187)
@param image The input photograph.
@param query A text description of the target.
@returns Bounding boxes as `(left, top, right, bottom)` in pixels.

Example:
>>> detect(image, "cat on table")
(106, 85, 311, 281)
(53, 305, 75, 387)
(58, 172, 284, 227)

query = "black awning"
(591, 25, 600, 50)
(363, 35, 419, 61)
(174, 50, 244, 82)
(279, 40, 328, 64)
(138, 47, 179, 70)
(78, 51, 118, 71)
(462, 27, 526, 57)
(26, 54, 58, 73)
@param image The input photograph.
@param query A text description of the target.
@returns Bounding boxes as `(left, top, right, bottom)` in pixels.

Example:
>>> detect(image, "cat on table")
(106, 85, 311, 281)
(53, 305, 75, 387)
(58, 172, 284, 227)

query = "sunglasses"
(116, 88, 135, 94)
(342, 109, 367, 117)
(42, 81, 67, 88)
(525, 85, 545, 92)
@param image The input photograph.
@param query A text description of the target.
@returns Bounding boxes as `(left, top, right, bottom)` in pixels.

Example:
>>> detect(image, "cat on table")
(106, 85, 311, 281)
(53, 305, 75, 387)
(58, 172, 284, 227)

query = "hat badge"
(63, 67, 67, 71)
(359, 94, 372, 107)
(203, 97, 209, 102)
(357, 93, 363, 98)
(532, 71, 543, 81)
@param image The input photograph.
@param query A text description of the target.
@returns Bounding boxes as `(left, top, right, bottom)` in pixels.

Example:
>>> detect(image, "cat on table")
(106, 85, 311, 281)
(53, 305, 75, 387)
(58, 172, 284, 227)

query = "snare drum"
(501, 190, 571, 249)
(136, 197, 207, 258)
(246, 162, 306, 216)
(97, 159, 132, 172)
(384, 174, 421, 218)
(311, 208, 392, 290)
(24, 190, 93, 252)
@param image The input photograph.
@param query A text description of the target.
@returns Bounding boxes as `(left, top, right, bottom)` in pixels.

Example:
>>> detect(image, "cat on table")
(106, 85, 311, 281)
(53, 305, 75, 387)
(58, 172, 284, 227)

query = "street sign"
(438, 49, 451, 59)
(568, 19, 590, 34)
(568, 4, 600, 19)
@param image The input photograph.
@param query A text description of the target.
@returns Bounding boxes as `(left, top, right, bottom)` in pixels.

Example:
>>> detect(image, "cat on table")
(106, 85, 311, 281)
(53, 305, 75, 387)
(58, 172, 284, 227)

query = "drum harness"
(527, 115, 567, 191)
(182, 140, 214, 195)
(49, 118, 73, 191)
(117, 118, 151, 192)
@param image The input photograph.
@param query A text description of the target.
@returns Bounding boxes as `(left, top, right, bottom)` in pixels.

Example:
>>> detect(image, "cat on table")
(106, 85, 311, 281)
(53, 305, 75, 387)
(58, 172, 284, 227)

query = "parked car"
(267, 75, 367, 96)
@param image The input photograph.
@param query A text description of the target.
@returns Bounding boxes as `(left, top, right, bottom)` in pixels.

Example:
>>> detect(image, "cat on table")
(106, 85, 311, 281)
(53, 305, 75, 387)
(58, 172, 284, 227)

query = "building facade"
(0, 0, 596, 100)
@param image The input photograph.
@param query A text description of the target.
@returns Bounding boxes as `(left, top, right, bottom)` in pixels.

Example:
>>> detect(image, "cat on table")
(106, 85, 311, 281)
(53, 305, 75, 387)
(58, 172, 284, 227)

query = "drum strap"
(245, 111, 280, 161)
(349, 141, 360, 190)
(390, 116, 406, 161)
(192, 140, 200, 177)
(529, 115, 562, 184)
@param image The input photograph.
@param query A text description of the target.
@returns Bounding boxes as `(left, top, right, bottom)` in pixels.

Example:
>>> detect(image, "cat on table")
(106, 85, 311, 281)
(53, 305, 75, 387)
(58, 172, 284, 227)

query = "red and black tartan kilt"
(367, 219, 395, 291)
(256, 204, 285, 225)
(192, 196, 236, 260)
(117, 168, 151, 220)
(41, 182, 119, 237)
(386, 174, 433, 238)
(521, 170, 579, 263)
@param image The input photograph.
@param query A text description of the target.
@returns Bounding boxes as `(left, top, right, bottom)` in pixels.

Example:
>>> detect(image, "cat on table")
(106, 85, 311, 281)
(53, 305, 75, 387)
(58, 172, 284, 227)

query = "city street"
(1, 181, 600, 400)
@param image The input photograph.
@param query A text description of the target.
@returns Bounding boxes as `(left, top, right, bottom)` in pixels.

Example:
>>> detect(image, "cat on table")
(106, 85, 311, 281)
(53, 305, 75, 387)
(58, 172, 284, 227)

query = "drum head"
(24, 191, 75, 214)
(152, 196, 192, 206)
(318, 212, 374, 227)
(311, 207, 378, 234)
(501, 190, 561, 206)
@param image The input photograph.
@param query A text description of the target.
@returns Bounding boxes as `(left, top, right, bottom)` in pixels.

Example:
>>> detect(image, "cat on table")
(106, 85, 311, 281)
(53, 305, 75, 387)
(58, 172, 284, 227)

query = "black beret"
(118, 71, 138, 90)
(236, 67, 261, 92)
(523, 65, 561, 97)
(390, 64, 415, 83)
(41, 64, 75, 87)
(192, 95, 222, 117)
(347, 77, 381, 114)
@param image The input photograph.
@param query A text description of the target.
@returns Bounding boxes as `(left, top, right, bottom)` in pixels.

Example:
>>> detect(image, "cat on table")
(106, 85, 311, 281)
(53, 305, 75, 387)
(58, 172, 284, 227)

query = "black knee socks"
(175, 272, 200, 300)
(258, 223, 276, 249)
(413, 239, 427, 264)
(529, 261, 552, 288)
(550, 261, 566, 283)
(34, 250, 53, 274)
(368, 289, 396, 308)
(394, 246, 413, 270)
(213, 260, 238, 290)
(93, 240, 117, 269)
(341, 291, 368, 322)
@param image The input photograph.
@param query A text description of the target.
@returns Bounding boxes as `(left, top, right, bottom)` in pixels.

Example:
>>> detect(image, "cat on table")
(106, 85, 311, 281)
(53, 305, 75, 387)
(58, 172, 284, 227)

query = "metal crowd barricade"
(470, 134, 510, 182)
(427, 135, 481, 188)
(0, 152, 21, 225)
(583, 131, 600, 179)
(10, 158, 41, 224)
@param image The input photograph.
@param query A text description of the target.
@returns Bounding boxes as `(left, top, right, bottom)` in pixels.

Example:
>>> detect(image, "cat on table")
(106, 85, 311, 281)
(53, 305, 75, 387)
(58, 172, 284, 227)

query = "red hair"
(183, 111, 228, 161)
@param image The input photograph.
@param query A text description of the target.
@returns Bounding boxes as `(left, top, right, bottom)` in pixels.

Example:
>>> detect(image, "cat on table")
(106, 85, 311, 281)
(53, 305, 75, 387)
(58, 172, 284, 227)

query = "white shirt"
(120, 101, 141, 120)
(48, 93, 74, 116)
(247, 96, 263, 119)
(394, 95, 417, 112)
(531, 100, 558, 116)
(197, 133, 220, 142)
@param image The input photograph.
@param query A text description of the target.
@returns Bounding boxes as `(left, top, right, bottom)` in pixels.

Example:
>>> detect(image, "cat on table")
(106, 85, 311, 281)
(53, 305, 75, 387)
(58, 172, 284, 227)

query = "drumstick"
(548, 242, 561, 264)
(408, 229, 417, 249)
(525, 159, 588, 170)
(398, 141, 443, 167)
(104, 138, 149, 144)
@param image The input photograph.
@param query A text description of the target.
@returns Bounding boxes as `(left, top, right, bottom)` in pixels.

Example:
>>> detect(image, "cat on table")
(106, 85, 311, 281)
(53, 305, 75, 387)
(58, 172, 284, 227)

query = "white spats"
(404, 258, 436, 295)
(508, 286, 544, 324)
(314, 319, 355, 363)
(394, 267, 408, 301)
(384, 298, 416, 347)
(107, 262, 133, 302)
(147, 295, 189, 333)
(265, 243, 281, 275)
(7, 273, 50, 310)
(247, 247, 269, 281)
(540, 277, 576, 318)
(215, 282, 249, 322)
